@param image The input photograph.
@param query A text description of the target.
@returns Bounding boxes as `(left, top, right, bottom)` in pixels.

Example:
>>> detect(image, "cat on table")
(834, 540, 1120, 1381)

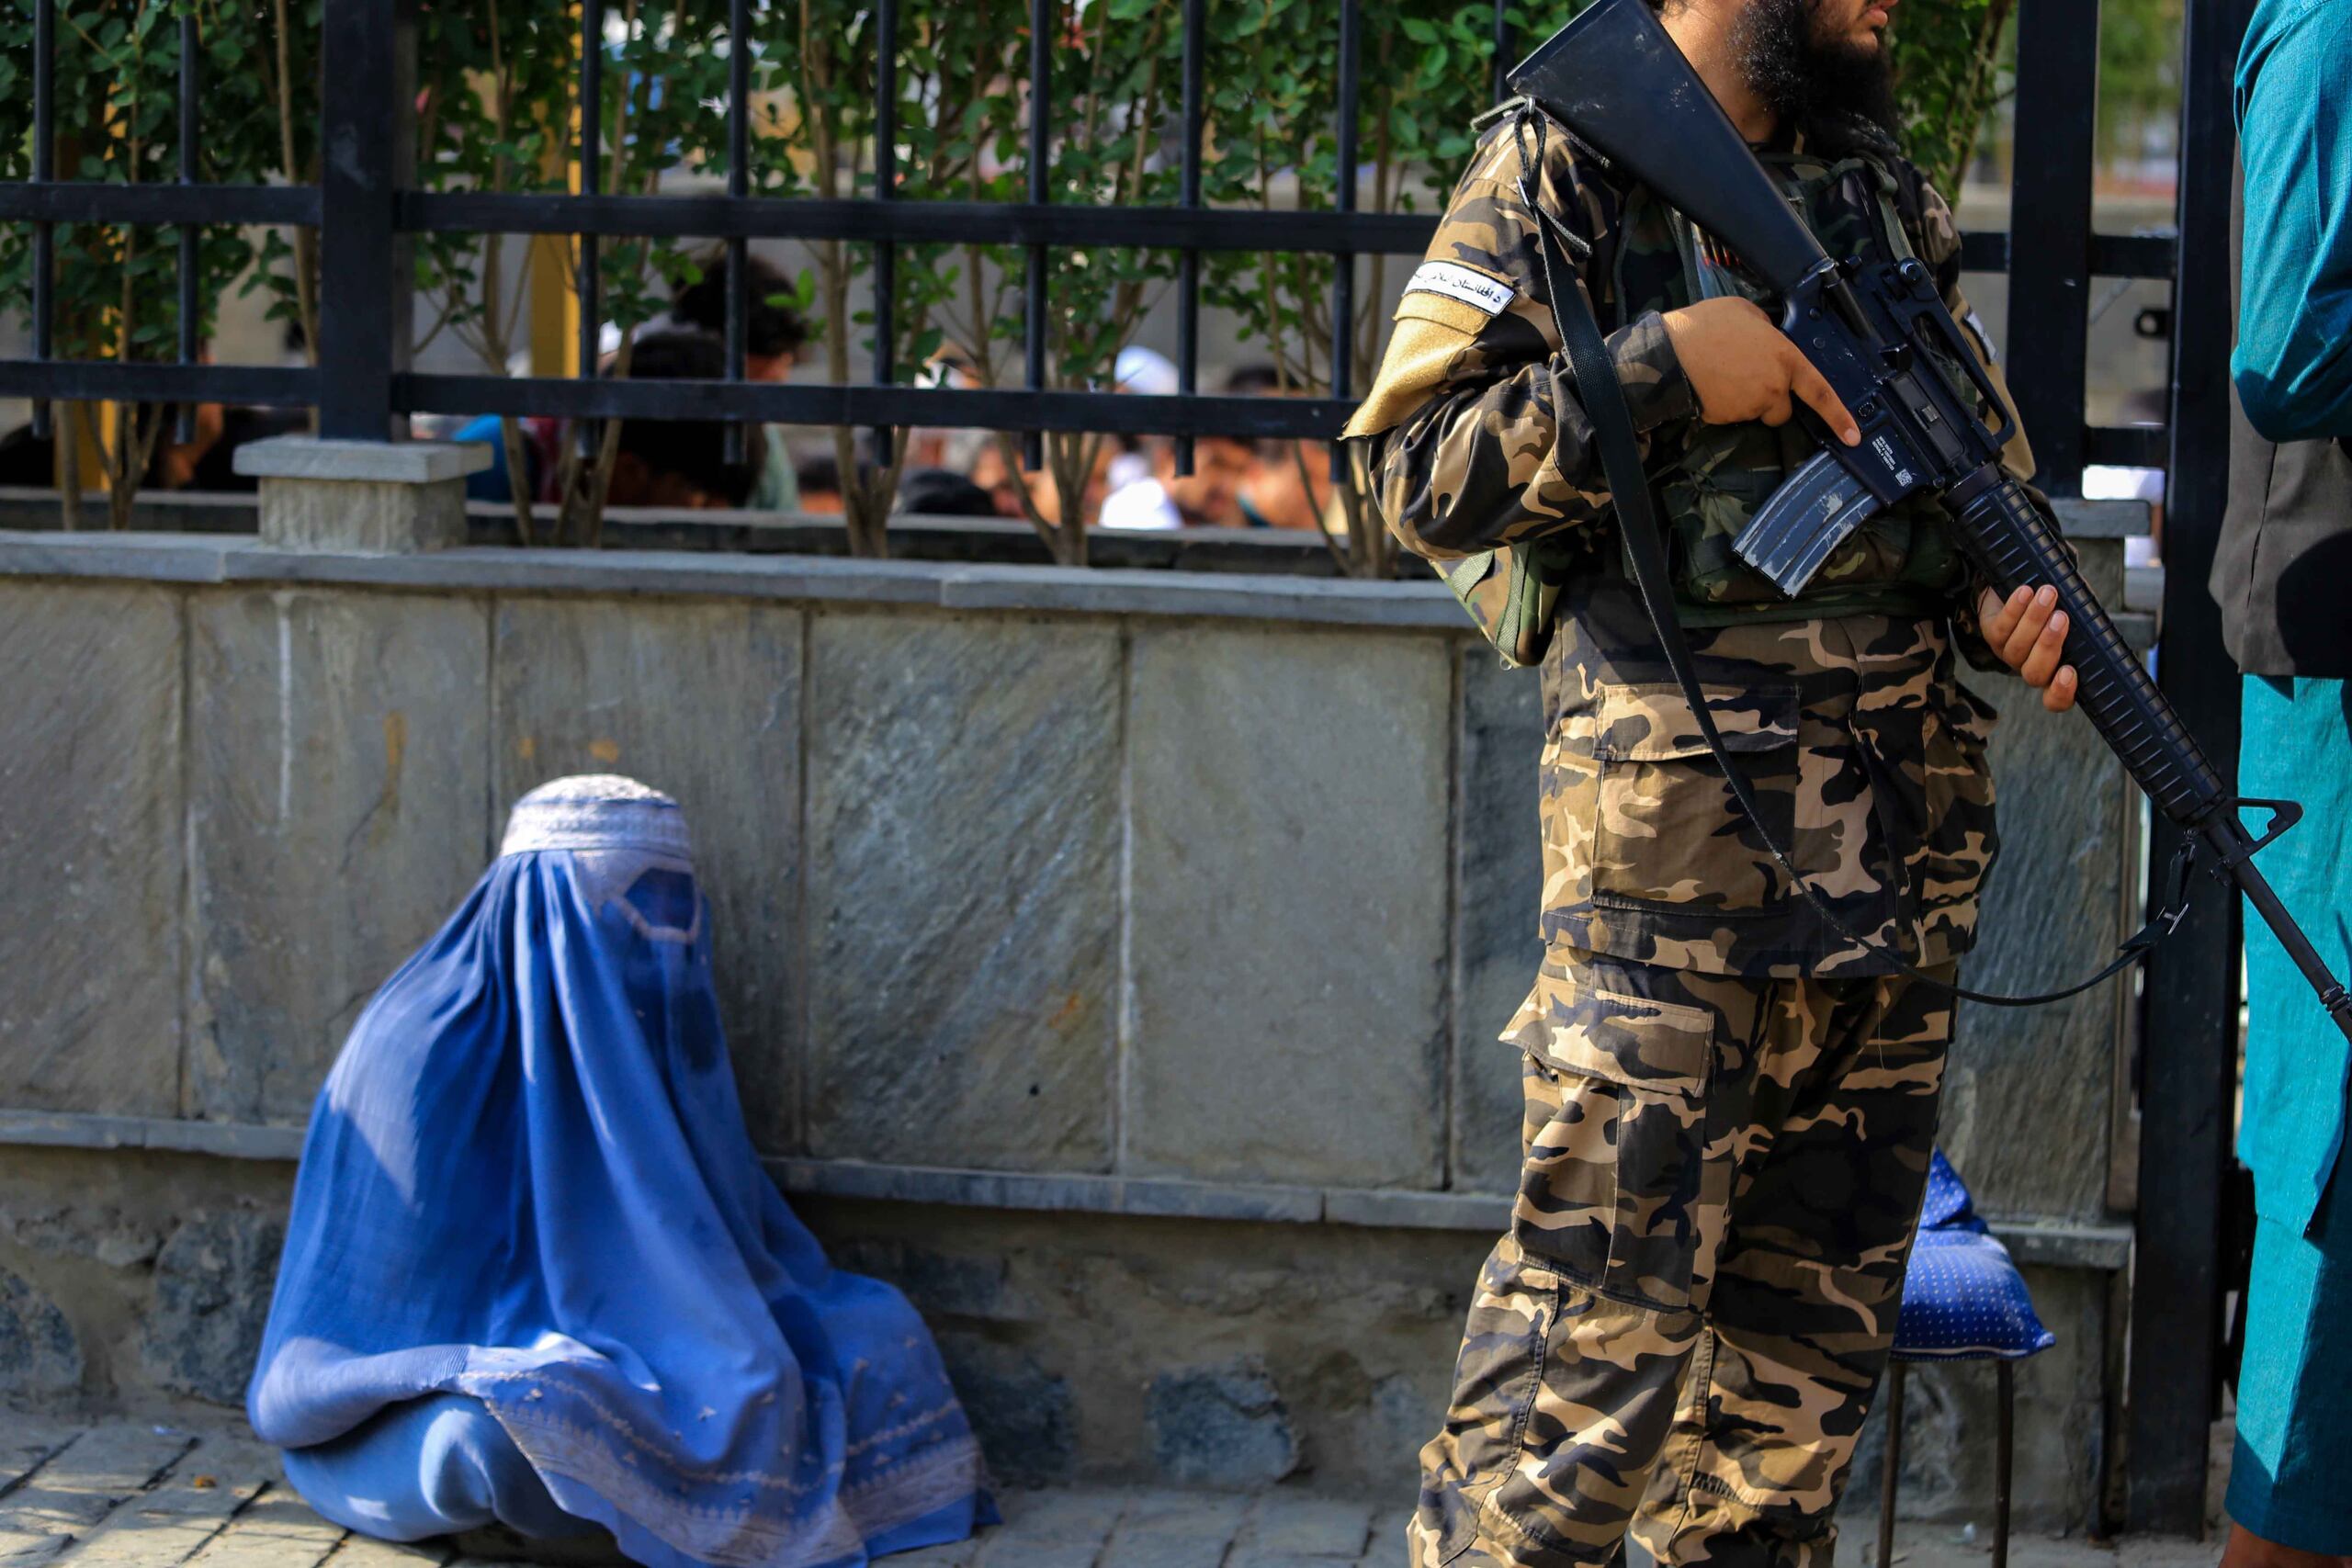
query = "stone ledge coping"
(0, 528, 2162, 644)
(0, 530, 1471, 631)
(0, 1108, 2132, 1270)
(233, 435, 493, 484)
(0, 487, 2157, 541)
(2049, 498, 2154, 538)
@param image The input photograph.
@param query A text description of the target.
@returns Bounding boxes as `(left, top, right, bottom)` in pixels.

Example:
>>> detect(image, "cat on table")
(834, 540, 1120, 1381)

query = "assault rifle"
(1507, 0, 2352, 1041)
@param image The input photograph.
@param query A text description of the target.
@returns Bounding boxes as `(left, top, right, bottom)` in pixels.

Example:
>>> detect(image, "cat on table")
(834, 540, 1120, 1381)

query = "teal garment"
(2233, 0, 2352, 441)
(751, 425, 800, 512)
(2227, 1190, 2352, 1552)
(2237, 674, 2352, 1235)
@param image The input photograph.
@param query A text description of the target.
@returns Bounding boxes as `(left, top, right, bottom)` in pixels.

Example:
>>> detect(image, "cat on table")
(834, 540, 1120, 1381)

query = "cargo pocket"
(1503, 961, 1715, 1314)
(1588, 681, 1801, 914)
(1916, 682, 2000, 916)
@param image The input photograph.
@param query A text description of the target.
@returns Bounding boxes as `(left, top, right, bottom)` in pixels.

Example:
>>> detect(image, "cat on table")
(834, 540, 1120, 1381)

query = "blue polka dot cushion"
(1893, 1149, 2058, 1362)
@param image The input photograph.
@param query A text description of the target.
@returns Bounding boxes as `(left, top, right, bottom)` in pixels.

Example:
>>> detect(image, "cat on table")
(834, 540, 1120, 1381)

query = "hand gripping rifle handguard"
(1508, 0, 2352, 1041)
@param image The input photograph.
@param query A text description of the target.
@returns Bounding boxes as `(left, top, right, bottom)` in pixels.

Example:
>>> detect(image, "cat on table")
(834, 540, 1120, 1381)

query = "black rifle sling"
(1511, 112, 2190, 1007)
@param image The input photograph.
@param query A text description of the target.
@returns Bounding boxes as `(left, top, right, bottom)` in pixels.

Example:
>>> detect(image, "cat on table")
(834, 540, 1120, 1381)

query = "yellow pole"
(528, 235, 578, 378)
(529, 6, 586, 378)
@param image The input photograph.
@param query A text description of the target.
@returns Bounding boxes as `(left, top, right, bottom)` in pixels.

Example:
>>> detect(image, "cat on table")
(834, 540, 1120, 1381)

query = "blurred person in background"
(1226, 363, 1339, 532)
(1098, 355, 1253, 531)
(151, 400, 311, 492)
(793, 456, 846, 516)
(967, 437, 1122, 528)
(0, 402, 307, 496)
(602, 332, 763, 511)
(668, 247, 810, 513)
(2215, 0, 2352, 1563)
(894, 468, 998, 518)
(966, 441, 1029, 521)
(906, 357, 988, 474)
(1096, 432, 1252, 530)
(0, 337, 306, 497)
(1108, 347, 1174, 494)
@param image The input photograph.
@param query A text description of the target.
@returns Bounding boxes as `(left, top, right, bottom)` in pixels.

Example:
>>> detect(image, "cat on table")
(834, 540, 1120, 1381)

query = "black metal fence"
(0, 0, 2249, 1533)
(4, 0, 2173, 496)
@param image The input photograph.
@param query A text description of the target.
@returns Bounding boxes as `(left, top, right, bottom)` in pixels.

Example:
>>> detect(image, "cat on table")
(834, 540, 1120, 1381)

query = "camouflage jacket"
(1342, 112, 2030, 977)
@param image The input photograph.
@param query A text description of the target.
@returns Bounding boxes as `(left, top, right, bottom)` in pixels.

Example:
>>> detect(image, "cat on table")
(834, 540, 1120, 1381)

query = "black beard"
(1732, 0, 1902, 143)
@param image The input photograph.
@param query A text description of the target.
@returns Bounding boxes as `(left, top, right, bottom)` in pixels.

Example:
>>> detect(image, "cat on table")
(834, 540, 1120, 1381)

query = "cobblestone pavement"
(2, 1419, 2213, 1568)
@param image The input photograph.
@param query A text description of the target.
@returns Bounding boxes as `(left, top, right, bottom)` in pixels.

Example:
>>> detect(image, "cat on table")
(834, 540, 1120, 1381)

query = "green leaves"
(1887, 0, 2018, 197)
(0, 0, 2032, 543)
(0, 0, 301, 362)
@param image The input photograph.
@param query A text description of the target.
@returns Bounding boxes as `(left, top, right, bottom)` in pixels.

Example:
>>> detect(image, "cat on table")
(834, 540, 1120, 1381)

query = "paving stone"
(877, 1541, 978, 1568)
(187, 589, 492, 1123)
(58, 1438, 271, 1568)
(493, 597, 804, 1149)
(179, 1493, 342, 1568)
(973, 1540, 1102, 1568)
(53, 1514, 225, 1568)
(985, 1488, 1127, 1544)
(0, 1426, 197, 1564)
(1101, 1490, 1249, 1568)
(0, 583, 183, 1117)
(1125, 626, 1452, 1188)
(0, 1420, 79, 1498)
(1114, 1492, 1251, 1537)
(803, 612, 1119, 1172)
(321, 1540, 450, 1568)
(1231, 1553, 1359, 1568)
(1099, 1535, 1233, 1568)
(1355, 1509, 1414, 1568)
(1240, 1496, 1373, 1558)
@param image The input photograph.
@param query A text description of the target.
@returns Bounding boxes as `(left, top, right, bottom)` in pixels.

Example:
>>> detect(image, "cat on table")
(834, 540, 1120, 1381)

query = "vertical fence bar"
(873, 0, 899, 473)
(2004, 0, 2098, 496)
(1330, 0, 1358, 401)
(1023, 0, 1048, 469)
(2126, 0, 2256, 1530)
(316, 0, 414, 439)
(175, 4, 199, 441)
(30, 0, 53, 440)
(1492, 0, 1512, 107)
(578, 0, 605, 397)
(724, 0, 750, 464)
(1174, 0, 1204, 476)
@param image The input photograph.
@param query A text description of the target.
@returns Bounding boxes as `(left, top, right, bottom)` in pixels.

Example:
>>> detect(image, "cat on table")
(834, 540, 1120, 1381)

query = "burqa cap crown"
(500, 774, 692, 863)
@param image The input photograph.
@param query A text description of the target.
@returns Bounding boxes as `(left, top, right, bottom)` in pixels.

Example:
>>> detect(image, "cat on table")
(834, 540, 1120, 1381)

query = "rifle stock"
(1508, 3, 1826, 293)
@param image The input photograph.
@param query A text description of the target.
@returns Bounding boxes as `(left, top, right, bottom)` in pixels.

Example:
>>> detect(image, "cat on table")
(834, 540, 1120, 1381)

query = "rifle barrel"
(2211, 819, 2352, 1045)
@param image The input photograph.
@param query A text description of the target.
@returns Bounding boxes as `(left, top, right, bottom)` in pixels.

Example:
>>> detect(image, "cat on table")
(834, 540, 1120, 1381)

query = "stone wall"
(0, 528, 2147, 1529)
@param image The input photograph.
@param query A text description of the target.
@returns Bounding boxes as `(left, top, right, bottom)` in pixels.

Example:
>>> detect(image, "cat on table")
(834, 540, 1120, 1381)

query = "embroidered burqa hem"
(248, 777, 992, 1568)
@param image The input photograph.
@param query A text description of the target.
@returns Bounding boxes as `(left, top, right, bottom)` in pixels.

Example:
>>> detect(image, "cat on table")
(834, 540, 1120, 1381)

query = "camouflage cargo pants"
(1413, 947, 1955, 1568)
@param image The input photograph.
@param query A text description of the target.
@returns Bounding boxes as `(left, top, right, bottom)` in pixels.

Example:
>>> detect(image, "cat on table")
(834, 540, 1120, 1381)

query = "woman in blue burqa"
(248, 775, 992, 1568)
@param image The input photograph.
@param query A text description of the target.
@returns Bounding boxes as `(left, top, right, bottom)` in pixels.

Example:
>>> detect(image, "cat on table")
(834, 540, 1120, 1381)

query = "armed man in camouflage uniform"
(1340, 0, 2083, 1563)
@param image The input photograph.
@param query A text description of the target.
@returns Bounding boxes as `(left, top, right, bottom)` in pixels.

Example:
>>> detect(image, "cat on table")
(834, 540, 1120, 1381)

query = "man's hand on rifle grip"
(1979, 583, 2081, 712)
(1659, 297, 1862, 446)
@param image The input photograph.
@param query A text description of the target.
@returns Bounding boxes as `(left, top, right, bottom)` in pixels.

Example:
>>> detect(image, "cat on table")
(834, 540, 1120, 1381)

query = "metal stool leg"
(1877, 1361, 1907, 1568)
(1994, 1360, 2015, 1568)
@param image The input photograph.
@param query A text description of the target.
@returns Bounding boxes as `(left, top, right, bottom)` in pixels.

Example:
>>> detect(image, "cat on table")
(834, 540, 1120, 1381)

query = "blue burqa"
(248, 776, 991, 1568)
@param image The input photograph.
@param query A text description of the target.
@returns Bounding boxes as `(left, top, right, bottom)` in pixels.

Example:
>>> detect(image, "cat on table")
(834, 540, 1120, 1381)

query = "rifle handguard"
(1943, 465, 2225, 828)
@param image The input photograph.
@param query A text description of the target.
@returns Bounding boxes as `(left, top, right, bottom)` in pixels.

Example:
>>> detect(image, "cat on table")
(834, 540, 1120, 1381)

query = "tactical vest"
(1602, 148, 1976, 626)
